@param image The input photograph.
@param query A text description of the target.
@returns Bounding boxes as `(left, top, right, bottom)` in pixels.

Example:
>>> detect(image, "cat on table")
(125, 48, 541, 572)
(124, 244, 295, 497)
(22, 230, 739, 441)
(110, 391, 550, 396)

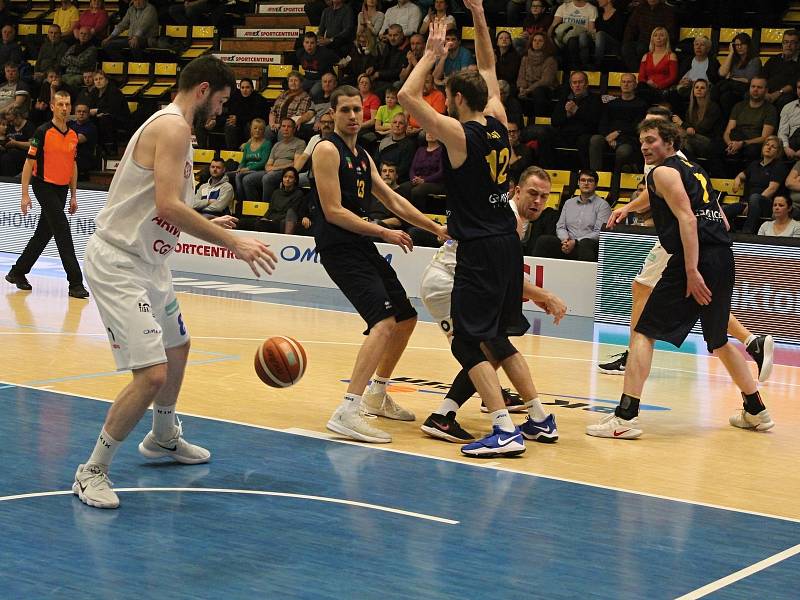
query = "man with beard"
(72, 56, 277, 509)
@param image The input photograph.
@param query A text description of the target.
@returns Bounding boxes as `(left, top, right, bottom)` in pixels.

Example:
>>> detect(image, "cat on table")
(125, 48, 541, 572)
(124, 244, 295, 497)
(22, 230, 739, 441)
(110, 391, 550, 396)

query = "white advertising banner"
(212, 53, 282, 64)
(257, 4, 306, 14)
(235, 28, 301, 38)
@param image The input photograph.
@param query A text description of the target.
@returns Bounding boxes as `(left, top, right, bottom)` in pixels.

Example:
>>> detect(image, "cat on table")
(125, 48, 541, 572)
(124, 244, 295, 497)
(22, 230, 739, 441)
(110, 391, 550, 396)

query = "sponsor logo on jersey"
(184, 161, 192, 179)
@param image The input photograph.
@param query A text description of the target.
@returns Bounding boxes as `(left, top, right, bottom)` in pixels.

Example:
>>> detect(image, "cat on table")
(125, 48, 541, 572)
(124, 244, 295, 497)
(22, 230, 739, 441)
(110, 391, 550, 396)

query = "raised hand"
(425, 17, 449, 59)
(462, 0, 484, 14)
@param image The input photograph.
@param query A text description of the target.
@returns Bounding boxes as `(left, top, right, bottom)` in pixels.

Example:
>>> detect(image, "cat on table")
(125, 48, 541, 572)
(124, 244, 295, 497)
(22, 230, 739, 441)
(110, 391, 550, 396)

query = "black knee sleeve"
(445, 368, 477, 407)
(451, 336, 487, 371)
(484, 336, 518, 362)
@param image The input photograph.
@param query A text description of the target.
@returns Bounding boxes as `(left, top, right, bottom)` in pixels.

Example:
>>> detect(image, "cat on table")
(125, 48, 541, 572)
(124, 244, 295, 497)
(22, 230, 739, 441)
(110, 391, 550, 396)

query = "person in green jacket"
(234, 118, 271, 202)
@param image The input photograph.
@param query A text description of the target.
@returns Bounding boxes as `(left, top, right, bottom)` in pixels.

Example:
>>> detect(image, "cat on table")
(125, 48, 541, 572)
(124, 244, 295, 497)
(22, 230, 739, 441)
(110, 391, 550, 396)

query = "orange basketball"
(254, 336, 307, 388)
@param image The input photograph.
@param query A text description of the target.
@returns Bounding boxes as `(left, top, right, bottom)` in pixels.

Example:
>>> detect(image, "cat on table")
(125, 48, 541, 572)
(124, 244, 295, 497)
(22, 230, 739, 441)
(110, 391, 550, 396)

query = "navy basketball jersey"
(645, 155, 731, 255)
(311, 133, 372, 250)
(443, 115, 517, 241)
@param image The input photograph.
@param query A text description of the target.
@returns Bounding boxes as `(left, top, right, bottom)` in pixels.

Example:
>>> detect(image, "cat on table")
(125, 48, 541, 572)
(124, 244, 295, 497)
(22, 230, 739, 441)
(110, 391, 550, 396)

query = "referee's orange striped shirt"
(27, 122, 78, 186)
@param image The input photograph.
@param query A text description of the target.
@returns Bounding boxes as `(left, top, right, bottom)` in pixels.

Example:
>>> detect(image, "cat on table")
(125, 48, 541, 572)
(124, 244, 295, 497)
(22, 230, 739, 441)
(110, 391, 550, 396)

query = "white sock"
(341, 393, 361, 412)
(490, 409, 515, 432)
(153, 403, 177, 441)
(368, 375, 389, 396)
(434, 398, 460, 416)
(87, 428, 121, 470)
(745, 334, 757, 346)
(526, 397, 548, 422)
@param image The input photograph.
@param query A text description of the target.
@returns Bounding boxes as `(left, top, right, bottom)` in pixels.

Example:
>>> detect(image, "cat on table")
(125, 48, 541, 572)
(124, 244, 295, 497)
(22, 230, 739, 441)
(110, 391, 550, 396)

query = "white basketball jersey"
(94, 103, 194, 265)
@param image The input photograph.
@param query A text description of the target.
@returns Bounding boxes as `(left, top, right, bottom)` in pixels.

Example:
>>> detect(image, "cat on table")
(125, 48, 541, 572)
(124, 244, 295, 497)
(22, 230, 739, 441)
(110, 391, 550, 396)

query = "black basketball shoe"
(421, 412, 476, 443)
(598, 350, 628, 375)
(746, 335, 774, 383)
(480, 388, 529, 413)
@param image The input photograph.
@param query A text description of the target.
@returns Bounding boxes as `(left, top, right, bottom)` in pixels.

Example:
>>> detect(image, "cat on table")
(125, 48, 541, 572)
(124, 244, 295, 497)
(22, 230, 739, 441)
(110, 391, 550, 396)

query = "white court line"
(0, 487, 458, 524)
(675, 543, 800, 599)
(2, 381, 799, 526)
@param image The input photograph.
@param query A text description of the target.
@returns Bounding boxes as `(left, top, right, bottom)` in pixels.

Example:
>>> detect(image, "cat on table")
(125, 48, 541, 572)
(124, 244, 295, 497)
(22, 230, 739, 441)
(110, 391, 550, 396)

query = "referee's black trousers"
(13, 178, 83, 286)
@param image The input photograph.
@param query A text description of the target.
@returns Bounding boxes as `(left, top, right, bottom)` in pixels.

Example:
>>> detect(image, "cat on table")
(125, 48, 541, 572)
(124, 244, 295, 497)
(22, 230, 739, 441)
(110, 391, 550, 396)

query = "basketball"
(254, 336, 307, 388)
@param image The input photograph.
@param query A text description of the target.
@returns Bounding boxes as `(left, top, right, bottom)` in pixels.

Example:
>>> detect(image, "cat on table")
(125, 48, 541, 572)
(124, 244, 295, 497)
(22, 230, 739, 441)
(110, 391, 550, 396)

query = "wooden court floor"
(3, 275, 800, 522)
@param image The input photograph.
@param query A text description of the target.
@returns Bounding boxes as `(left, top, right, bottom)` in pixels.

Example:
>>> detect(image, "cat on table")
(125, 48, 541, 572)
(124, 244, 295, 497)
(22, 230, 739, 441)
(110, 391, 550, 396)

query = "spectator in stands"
(399, 33, 424, 83)
(75, 69, 96, 105)
(249, 118, 305, 203)
(379, 0, 421, 38)
(309, 71, 337, 125)
(499, 79, 523, 127)
(235, 118, 271, 202)
(170, 0, 228, 28)
(318, 0, 355, 55)
(419, 0, 455, 35)
(536, 169, 611, 261)
(506, 0, 528, 27)
(370, 24, 409, 95)
(517, 1, 553, 55)
(523, 70, 601, 167)
(432, 30, 475, 85)
(376, 112, 415, 181)
(297, 31, 340, 95)
(495, 30, 521, 95)
(191, 158, 234, 217)
(718, 76, 778, 167)
(395, 131, 444, 211)
(268, 72, 315, 140)
(621, 0, 675, 72)
(725, 136, 787, 233)
(35, 25, 69, 83)
(357, 0, 384, 44)
(0, 25, 22, 82)
(303, 0, 327, 27)
(784, 157, 800, 209)
(88, 69, 130, 156)
(32, 69, 71, 126)
(295, 112, 334, 187)
(101, 0, 159, 62)
(507, 120, 534, 186)
(0, 63, 30, 113)
(778, 78, 800, 160)
(70, 103, 98, 179)
(549, 0, 596, 70)
(53, 0, 80, 37)
(73, 0, 108, 42)
(517, 31, 558, 120)
(762, 30, 800, 113)
(0, 0, 15, 32)
(60, 26, 99, 88)
(340, 30, 379, 86)
(758, 195, 800, 237)
(592, 0, 626, 70)
(672, 35, 719, 104)
(589, 72, 648, 178)
(673, 78, 723, 162)
(636, 26, 677, 103)
(717, 32, 761, 117)
(258, 167, 304, 233)
(374, 86, 403, 137)
(406, 72, 445, 135)
(0, 106, 34, 176)
(222, 78, 267, 151)
(358, 73, 381, 132)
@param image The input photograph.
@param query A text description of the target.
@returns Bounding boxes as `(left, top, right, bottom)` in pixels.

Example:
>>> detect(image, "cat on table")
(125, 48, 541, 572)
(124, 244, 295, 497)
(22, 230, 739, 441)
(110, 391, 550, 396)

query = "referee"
(5, 90, 89, 298)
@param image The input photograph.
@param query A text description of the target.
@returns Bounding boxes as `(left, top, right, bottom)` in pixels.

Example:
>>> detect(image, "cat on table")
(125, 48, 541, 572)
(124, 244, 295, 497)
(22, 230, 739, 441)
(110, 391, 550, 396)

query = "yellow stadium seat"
(192, 25, 215, 39)
(193, 149, 215, 164)
(305, 25, 318, 34)
(596, 171, 612, 189)
(545, 192, 562, 210)
(242, 201, 268, 216)
(620, 173, 644, 190)
(461, 26, 475, 41)
(711, 178, 742, 196)
(719, 28, 753, 44)
(679, 27, 712, 41)
(101, 61, 125, 76)
(127, 62, 151, 76)
(127, 101, 138, 113)
(17, 23, 38, 37)
(547, 170, 572, 187)
(165, 25, 188, 39)
(534, 116, 551, 125)
(221, 150, 244, 163)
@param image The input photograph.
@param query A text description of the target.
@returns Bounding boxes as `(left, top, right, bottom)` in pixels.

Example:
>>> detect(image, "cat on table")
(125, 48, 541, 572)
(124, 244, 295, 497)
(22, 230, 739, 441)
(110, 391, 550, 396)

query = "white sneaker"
(327, 405, 392, 443)
(729, 408, 775, 431)
(586, 414, 642, 439)
(138, 418, 211, 464)
(362, 390, 415, 421)
(72, 463, 120, 509)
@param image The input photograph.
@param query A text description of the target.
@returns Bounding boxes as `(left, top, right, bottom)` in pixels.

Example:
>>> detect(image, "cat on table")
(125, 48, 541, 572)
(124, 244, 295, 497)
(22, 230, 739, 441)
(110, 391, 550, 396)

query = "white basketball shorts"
(633, 240, 672, 288)
(85, 235, 190, 371)
(419, 262, 454, 338)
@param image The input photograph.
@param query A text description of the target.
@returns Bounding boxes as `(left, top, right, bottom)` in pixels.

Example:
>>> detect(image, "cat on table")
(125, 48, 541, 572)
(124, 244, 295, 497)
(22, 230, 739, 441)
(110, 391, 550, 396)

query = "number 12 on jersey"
(485, 148, 509, 185)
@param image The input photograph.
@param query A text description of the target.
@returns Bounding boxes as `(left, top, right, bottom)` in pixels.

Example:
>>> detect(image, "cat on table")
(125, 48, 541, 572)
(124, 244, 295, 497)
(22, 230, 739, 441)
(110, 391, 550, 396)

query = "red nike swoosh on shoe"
(439, 423, 450, 431)
(613, 429, 630, 437)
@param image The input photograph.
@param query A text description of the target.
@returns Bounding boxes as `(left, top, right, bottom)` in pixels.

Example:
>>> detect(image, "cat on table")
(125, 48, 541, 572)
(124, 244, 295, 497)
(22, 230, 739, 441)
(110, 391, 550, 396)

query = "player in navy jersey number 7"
(399, 3, 543, 458)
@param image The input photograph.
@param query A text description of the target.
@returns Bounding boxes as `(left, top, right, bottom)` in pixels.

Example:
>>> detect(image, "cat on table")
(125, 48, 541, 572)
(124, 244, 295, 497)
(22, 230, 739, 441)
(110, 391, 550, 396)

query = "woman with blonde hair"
(235, 118, 272, 203)
(637, 26, 678, 103)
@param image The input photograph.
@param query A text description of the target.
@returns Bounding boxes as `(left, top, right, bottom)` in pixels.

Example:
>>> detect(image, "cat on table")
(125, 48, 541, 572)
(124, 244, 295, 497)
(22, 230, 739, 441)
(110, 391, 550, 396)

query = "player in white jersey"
(597, 107, 774, 383)
(73, 56, 277, 509)
(419, 166, 567, 442)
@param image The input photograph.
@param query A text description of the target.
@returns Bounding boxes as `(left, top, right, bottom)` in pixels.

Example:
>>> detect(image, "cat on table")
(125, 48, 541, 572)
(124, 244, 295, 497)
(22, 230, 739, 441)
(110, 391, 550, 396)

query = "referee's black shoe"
(5, 271, 32, 290)
(68, 284, 90, 299)
(421, 412, 475, 443)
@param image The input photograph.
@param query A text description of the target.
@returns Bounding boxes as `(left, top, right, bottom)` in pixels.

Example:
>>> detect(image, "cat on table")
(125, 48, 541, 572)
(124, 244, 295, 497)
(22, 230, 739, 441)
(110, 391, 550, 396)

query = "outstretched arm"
(463, 0, 507, 127)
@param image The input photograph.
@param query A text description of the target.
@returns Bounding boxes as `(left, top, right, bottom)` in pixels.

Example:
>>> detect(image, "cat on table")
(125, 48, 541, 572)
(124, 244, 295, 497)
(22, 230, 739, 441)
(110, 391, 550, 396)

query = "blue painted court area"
(1, 386, 799, 599)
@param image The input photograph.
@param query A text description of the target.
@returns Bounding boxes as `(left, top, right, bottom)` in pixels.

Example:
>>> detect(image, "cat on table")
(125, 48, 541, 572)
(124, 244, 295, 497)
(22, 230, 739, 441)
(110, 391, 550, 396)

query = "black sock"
(742, 391, 765, 415)
(449, 369, 477, 407)
(615, 393, 640, 420)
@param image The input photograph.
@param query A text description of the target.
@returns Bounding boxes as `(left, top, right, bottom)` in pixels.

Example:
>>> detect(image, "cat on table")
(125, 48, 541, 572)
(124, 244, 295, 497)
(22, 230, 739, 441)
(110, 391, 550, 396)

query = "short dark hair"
(380, 161, 397, 170)
(645, 105, 673, 120)
(638, 118, 683, 151)
(52, 90, 71, 101)
(210, 157, 226, 166)
(330, 85, 360, 110)
(280, 117, 296, 128)
(304, 31, 317, 40)
(446, 69, 488, 112)
(578, 169, 598, 184)
(239, 77, 254, 87)
(385, 86, 399, 97)
(178, 55, 236, 94)
(282, 166, 299, 179)
(775, 194, 792, 207)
